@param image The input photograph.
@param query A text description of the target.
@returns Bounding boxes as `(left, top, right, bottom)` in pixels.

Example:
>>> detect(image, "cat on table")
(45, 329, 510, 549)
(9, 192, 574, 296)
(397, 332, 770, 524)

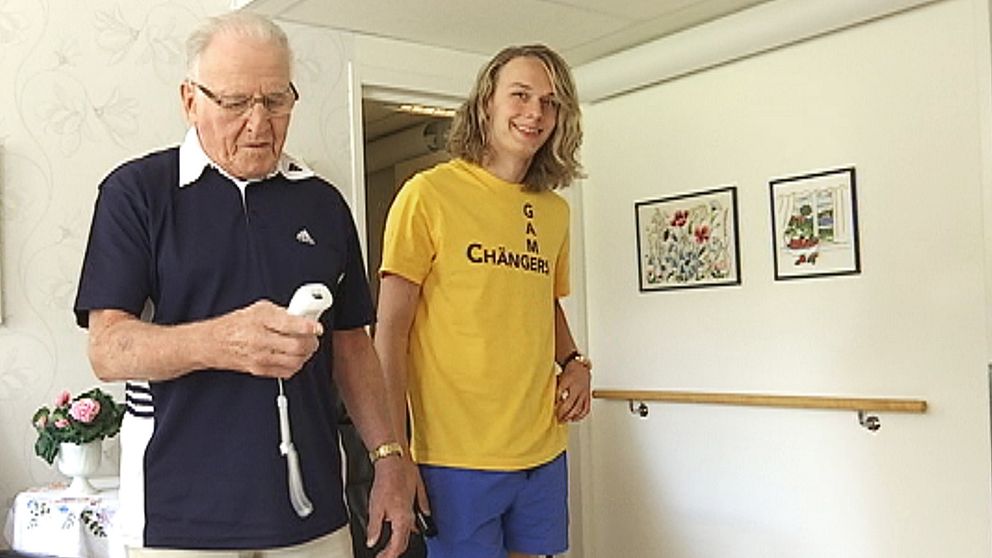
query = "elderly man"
(74, 12, 415, 558)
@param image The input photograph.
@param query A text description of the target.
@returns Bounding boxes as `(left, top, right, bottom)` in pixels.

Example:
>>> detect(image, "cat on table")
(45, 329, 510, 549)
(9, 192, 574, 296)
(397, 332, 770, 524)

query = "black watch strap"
(558, 350, 582, 368)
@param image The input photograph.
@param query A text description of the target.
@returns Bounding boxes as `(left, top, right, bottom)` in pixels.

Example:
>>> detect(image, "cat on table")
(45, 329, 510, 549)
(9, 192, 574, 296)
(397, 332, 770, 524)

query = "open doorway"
(362, 97, 455, 304)
(338, 96, 455, 558)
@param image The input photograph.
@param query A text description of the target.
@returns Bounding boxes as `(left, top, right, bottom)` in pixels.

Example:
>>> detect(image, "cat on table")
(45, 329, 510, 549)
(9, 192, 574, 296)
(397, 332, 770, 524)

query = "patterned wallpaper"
(0, 0, 357, 527)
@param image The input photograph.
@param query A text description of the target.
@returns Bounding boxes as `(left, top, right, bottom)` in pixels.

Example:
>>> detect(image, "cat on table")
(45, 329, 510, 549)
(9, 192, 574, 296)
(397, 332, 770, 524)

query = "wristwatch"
(559, 350, 591, 369)
(368, 441, 405, 464)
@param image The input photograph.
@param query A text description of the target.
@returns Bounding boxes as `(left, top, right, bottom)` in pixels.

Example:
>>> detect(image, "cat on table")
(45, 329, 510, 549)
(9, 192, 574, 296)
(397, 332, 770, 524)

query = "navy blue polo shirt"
(74, 140, 373, 549)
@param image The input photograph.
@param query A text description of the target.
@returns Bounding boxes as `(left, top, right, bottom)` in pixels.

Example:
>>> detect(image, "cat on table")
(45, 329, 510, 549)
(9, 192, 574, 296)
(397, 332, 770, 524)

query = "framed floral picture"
(635, 186, 741, 292)
(769, 167, 860, 280)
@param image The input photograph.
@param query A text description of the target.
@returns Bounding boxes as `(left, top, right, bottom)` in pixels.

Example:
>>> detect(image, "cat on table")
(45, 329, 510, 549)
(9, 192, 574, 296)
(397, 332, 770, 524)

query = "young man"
(74, 12, 415, 558)
(375, 45, 592, 558)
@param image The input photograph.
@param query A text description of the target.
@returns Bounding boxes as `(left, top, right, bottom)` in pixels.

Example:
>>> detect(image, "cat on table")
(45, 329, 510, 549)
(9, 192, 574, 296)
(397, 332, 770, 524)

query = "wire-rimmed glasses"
(189, 80, 299, 117)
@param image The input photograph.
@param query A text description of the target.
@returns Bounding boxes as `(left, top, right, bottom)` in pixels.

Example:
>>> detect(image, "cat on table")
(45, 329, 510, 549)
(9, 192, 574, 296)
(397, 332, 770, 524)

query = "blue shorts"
(419, 452, 568, 558)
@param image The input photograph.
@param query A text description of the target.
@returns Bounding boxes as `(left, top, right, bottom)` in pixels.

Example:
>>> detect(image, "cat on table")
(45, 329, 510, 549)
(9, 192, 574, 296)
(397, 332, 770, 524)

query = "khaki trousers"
(127, 525, 353, 558)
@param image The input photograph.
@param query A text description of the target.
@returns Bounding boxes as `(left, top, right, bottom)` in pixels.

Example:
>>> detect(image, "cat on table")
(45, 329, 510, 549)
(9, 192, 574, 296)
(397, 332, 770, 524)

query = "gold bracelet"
(368, 442, 405, 464)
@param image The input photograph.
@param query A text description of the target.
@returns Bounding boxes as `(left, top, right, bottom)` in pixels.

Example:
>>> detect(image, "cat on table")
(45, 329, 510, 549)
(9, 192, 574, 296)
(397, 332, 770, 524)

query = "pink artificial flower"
(69, 398, 101, 424)
(55, 391, 71, 407)
(54, 418, 70, 429)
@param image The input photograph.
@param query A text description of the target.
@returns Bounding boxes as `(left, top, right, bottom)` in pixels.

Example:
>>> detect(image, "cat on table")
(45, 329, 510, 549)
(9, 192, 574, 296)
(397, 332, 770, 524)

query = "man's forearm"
(374, 328, 413, 446)
(88, 303, 323, 383)
(373, 274, 422, 446)
(554, 299, 580, 363)
(88, 309, 211, 382)
(333, 328, 401, 451)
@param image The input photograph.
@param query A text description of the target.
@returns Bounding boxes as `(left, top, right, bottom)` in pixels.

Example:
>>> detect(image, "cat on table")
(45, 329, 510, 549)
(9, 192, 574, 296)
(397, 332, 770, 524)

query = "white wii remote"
(278, 283, 333, 518)
(287, 283, 333, 320)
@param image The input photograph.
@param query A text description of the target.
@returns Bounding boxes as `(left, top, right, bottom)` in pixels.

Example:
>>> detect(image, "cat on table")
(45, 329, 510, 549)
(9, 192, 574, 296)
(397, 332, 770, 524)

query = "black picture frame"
(634, 186, 742, 292)
(769, 167, 861, 281)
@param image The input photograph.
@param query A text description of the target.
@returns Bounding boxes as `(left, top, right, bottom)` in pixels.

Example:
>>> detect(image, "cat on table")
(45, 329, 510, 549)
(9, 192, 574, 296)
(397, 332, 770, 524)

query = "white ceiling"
(241, 0, 776, 141)
(240, 0, 773, 66)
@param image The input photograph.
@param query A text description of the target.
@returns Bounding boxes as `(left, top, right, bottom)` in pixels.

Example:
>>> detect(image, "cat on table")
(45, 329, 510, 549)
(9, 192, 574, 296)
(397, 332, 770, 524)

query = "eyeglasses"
(189, 80, 299, 117)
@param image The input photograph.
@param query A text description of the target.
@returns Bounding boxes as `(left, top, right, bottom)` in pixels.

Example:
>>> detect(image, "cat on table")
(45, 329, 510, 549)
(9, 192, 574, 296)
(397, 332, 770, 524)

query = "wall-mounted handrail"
(593, 389, 927, 412)
(592, 389, 927, 431)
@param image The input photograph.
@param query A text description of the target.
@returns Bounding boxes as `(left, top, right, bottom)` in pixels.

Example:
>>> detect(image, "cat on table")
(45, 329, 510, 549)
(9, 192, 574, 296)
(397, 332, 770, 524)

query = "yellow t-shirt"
(380, 158, 570, 470)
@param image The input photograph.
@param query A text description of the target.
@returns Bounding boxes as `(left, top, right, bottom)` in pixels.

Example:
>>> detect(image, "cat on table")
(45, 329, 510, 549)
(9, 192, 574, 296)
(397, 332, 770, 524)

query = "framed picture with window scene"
(635, 186, 741, 292)
(769, 167, 861, 281)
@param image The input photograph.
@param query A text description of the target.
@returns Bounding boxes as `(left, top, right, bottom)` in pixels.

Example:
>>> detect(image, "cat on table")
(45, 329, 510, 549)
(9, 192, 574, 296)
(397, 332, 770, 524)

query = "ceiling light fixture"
(394, 104, 457, 118)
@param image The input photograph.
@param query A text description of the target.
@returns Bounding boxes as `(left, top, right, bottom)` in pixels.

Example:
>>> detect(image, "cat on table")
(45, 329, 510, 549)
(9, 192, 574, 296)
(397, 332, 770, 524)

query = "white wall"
(580, 0, 992, 556)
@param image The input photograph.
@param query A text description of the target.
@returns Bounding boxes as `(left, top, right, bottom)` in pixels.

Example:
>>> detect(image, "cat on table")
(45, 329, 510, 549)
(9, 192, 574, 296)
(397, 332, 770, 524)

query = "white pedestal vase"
(57, 440, 102, 495)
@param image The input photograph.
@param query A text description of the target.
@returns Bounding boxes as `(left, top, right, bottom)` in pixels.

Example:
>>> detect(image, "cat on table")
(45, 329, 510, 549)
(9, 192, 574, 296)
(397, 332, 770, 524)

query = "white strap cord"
(277, 379, 313, 517)
(277, 283, 333, 519)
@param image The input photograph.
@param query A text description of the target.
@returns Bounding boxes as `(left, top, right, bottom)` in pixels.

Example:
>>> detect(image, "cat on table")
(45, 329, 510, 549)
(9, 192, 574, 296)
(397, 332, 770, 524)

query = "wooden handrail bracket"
(592, 389, 927, 414)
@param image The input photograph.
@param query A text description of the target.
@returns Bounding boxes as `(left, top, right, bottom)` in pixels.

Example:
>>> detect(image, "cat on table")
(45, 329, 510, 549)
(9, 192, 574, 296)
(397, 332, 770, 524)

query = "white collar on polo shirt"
(178, 127, 314, 193)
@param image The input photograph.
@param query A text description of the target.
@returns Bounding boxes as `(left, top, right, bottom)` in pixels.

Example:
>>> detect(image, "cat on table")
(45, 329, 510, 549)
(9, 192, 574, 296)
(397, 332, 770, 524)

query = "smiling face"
(483, 55, 558, 179)
(181, 31, 292, 180)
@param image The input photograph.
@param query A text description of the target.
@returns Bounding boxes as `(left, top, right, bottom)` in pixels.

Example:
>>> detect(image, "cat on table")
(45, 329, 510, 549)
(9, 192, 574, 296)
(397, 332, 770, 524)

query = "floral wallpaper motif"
(0, 0, 28, 49)
(0, 0, 357, 528)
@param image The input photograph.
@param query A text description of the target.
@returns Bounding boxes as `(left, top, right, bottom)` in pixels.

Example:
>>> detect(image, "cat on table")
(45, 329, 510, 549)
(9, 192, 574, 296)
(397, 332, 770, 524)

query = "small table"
(3, 477, 124, 558)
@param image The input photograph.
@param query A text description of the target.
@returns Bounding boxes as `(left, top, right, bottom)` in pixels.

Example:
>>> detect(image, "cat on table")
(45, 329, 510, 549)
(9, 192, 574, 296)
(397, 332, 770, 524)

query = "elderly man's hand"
(211, 300, 324, 378)
(365, 456, 418, 558)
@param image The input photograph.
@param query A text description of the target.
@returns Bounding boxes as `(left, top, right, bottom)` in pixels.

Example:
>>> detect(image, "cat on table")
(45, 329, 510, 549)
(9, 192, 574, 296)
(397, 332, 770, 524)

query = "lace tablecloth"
(3, 477, 124, 558)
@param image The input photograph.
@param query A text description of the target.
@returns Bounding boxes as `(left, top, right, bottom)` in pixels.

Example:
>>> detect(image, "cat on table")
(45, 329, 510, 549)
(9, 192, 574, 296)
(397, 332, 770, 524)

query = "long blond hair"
(446, 45, 584, 192)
